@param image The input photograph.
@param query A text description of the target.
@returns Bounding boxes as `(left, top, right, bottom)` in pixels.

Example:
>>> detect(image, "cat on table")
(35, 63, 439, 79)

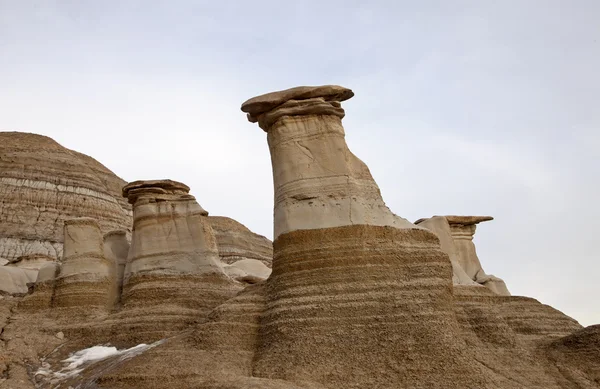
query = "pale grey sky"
(1, 1, 598, 326)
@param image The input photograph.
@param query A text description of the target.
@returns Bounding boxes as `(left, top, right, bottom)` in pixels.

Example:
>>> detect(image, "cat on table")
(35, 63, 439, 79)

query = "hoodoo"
(242, 85, 487, 388)
(242, 85, 416, 238)
(415, 215, 510, 295)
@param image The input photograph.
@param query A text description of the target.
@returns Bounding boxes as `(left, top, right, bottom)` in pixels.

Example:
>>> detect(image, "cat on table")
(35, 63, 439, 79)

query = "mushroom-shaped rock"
(414, 216, 480, 286)
(416, 215, 510, 296)
(122, 180, 218, 278)
(242, 86, 487, 388)
(115, 179, 240, 343)
(242, 85, 416, 239)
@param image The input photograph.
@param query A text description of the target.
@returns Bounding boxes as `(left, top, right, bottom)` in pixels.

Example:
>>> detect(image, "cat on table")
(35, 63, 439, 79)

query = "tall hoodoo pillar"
(243, 85, 415, 239)
(242, 86, 487, 388)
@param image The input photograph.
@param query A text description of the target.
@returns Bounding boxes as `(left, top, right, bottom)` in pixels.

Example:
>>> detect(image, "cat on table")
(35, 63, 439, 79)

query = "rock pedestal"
(446, 216, 493, 280)
(53, 218, 115, 310)
(417, 215, 510, 295)
(243, 86, 415, 239)
(242, 86, 487, 388)
(115, 180, 240, 342)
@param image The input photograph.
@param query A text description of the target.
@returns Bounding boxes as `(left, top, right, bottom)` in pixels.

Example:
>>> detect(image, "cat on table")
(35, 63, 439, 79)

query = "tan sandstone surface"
(0, 86, 598, 388)
(0, 132, 132, 264)
(415, 215, 511, 295)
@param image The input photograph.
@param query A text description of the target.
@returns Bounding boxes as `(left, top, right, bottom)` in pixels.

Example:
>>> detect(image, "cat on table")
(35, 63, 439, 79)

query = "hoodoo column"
(242, 86, 488, 388)
(244, 85, 415, 239)
(116, 180, 240, 342)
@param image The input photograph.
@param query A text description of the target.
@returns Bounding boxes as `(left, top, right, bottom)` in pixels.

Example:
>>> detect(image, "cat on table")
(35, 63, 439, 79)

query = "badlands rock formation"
(99, 180, 242, 343)
(244, 85, 416, 238)
(0, 86, 598, 389)
(0, 132, 272, 295)
(0, 132, 132, 296)
(415, 215, 510, 295)
(0, 132, 131, 264)
(240, 85, 485, 388)
(53, 218, 116, 310)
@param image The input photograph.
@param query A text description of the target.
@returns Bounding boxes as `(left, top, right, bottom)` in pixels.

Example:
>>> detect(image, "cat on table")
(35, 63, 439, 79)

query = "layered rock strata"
(208, 216, 272, 267)
(17, 261, 60, 310)
(0, 132, 131, 263)
(97, 85, 598, 389)
(0, 91, 598, 388)
(243, 86, 416, 239)
(113, 180, 241, 342)
(53, 218, 116, 310)
(240, 86, 488, 388)
(416, 215, 510, 295)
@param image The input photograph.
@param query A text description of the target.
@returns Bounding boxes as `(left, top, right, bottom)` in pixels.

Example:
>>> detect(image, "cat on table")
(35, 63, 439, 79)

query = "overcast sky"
(1, 1, 598, 326)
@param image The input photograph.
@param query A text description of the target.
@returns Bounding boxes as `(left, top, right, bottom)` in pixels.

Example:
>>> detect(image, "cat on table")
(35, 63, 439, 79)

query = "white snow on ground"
(34, 340, 165, 385)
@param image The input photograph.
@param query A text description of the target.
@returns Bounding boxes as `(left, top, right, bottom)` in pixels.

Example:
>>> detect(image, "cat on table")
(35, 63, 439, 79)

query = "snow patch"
(34, 340, 164, 386)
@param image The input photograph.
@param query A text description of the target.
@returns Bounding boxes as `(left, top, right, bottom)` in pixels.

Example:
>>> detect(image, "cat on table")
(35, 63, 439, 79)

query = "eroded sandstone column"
(415, 216, 510, 296)
(53, 218, 116, 309)
(116, 180, 241, 342)
(242, 86, 488, 388)
(447, 215, 510, 295)
(243, 85, 415, 239)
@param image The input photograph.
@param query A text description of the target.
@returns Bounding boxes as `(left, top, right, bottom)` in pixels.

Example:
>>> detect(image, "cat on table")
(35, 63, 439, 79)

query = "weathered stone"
(208, 216, 272, 267)
(416, 215, 511, 295)
(239, 85, 488, 388)
(223, 258, 271, 283)
(53, 218, 116, 310)
(0, 132, 131, 264)
(114, 179, 241, 343)
(244, 86, 415, 239)
(0, 266, 36, 295)
(103, 230, 130, 302)
(17, 262, 60, 311)
(241, 85, 354, 121)
(416, 216, 481, 286)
